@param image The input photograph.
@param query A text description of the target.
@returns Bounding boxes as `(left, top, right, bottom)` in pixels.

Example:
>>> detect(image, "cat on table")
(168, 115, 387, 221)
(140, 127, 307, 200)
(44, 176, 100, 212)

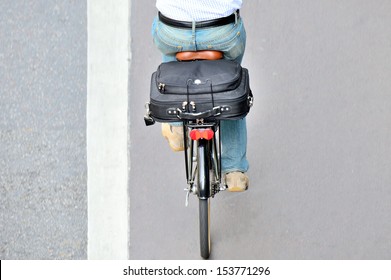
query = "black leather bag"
(145, 60, 253, 125)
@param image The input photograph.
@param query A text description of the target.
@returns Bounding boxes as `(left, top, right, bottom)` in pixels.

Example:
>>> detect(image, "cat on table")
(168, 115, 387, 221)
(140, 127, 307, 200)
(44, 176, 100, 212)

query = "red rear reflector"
(189, 129, 214, 140)
(189, 130, 201, 140)
(203, 129, 214, 140)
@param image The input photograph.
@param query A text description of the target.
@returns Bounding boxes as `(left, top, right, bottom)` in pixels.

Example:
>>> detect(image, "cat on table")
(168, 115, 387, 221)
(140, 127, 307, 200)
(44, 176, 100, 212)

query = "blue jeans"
(151, 16, 249, 174)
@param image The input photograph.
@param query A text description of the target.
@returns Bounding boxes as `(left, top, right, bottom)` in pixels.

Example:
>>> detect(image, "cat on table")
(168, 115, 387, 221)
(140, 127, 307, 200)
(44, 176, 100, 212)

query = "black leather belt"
(158, 10, 239, 29)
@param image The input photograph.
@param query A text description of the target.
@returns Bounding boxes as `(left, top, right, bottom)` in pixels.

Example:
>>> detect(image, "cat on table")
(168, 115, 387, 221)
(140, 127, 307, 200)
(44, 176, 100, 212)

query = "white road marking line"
(87, 0, 130, 259)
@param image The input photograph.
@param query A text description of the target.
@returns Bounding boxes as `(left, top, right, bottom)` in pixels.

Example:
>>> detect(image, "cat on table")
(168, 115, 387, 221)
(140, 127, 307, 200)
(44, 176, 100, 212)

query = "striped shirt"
(156, 0, 242, 21)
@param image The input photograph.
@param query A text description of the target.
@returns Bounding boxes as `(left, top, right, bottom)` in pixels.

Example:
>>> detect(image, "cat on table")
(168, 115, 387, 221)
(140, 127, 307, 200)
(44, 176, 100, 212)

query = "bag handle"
(176, 106, 229, 120)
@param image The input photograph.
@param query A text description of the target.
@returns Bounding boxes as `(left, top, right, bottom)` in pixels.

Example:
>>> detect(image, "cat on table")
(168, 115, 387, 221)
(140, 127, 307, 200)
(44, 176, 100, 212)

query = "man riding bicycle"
(152, 0, 249, 192)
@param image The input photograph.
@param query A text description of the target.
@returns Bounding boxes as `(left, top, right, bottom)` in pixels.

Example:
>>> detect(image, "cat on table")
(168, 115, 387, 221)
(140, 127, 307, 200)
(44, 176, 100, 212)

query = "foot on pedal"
(225, 172, 249, 192)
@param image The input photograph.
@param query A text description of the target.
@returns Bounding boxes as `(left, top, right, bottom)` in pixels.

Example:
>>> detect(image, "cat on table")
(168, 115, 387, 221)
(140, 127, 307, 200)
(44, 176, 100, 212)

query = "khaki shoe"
(225, 172, 249, 192)
(161, 123, 185, 152)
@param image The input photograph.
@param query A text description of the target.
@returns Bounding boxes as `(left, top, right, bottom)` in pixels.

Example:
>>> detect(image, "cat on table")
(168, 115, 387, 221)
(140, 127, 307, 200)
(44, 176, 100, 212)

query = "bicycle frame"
(183, 119, 224, 204)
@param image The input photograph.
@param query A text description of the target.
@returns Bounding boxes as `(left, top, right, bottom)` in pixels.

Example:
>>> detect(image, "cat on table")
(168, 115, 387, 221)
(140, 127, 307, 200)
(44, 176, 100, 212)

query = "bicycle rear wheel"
(197, 140, 211, 259)
(199, 199, 210, 259)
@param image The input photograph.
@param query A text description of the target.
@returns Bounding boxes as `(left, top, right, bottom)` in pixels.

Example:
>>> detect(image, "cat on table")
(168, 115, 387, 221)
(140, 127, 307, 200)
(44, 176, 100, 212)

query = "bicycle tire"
(199, 198, 210, 259)
(197, 140, 211, 259)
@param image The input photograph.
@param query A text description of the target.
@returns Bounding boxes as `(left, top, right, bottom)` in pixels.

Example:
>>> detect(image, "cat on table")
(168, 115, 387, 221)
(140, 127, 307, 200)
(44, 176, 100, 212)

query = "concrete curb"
(87, 0, 131, 259)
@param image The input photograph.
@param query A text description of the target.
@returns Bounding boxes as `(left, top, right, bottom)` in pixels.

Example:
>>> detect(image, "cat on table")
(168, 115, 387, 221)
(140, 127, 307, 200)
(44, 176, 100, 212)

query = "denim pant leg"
(152, 16, 249, 174)
(220, 118, 249, 173)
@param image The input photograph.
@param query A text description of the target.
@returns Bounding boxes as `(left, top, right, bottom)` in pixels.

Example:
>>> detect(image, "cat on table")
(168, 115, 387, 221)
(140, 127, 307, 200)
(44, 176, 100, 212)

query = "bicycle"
(145, 50, 252, 259)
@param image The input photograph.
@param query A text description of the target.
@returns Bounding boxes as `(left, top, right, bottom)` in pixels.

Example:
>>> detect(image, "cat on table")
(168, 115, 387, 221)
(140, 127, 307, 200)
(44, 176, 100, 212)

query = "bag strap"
(186, 79, 192, 113)
(208, 80, 215, 109)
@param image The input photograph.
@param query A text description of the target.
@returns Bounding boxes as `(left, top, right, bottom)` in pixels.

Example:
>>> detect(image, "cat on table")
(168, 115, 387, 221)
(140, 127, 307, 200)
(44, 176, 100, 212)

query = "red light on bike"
(190, 129, 201, 140)
(203, 129, 214, 140)
(189, 129, 214, 141)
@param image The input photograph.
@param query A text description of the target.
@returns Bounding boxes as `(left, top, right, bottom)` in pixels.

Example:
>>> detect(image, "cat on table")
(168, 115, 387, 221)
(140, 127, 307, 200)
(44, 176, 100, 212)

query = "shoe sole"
(227, 186, 248, 192)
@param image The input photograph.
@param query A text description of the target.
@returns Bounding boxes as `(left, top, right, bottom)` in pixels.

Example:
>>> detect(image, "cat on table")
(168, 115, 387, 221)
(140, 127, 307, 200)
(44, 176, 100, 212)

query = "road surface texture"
(129, 0, 391, 259)
(0, 0, 87, 259)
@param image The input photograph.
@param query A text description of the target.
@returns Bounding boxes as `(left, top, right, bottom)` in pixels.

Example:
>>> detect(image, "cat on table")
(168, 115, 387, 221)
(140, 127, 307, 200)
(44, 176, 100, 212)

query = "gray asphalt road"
(0, 0, 87, 259)
(129, 0, 391, 259)
(2, 0, 391, 261)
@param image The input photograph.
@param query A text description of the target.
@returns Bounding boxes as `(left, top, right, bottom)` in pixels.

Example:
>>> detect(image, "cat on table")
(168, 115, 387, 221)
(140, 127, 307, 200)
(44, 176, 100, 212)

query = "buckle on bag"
(144, 103, 155, 126)
(248, 91, 254, 108)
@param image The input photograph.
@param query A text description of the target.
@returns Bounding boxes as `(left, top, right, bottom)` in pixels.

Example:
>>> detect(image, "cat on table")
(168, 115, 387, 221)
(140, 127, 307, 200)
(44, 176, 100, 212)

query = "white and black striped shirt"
(156, 0, 242, 21)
